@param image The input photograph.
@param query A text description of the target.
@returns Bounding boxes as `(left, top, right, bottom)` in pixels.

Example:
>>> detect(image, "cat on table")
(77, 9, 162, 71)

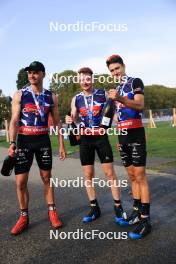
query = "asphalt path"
(0, 147, 175, 264)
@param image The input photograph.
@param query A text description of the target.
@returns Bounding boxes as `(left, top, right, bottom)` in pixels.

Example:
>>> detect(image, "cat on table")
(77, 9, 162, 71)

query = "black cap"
(24, 61, 45, 73)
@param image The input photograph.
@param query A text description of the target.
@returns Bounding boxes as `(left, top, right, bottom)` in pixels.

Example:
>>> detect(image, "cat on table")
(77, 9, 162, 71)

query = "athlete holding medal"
(65, 67, 127, 223)
(8, 61, 66, 235)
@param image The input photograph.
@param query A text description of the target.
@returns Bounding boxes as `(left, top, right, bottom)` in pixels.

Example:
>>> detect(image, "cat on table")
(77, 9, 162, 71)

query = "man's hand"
(65, 115, 73, 125)
(108, 89, 124, 103)
(59, 145, 66, 160)
(108, 89, 120, 100)
(108, 88, 144, 111)
(8, 144, 16, 157)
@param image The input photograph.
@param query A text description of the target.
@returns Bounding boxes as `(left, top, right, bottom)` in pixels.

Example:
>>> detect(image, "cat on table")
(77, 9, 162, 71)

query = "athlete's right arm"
(8, 90, 21, 156)
(65, 96, 77, 124)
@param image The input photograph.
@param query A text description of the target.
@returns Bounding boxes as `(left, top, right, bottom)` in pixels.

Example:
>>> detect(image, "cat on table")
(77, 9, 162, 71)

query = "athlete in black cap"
(8, 61, 66, 235)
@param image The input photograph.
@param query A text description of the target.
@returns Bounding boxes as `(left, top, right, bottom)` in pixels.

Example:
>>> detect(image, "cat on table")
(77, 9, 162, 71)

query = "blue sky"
(0, 0, 176, 96)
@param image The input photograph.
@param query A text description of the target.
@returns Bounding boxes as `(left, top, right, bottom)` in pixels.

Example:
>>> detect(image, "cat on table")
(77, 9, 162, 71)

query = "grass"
(109, 122, 176, 158)
(0, 122, 176, 159)
(50, 137, 79, 155)
(147, 161, 176, 172)
(0, 135, 79, 156)
(144, 122, 176, 158)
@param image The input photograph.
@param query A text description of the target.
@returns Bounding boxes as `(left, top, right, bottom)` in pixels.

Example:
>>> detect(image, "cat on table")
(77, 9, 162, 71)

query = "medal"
(83, 91, 94, 128)
(30, 86, 45, 122)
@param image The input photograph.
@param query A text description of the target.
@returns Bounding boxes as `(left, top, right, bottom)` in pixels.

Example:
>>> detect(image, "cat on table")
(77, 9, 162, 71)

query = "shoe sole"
(115, 217, 126, 225)
(11, 224, 29, 236)
(83, 214, 101, 223)
(119, 219, 140, 227)
(128, 227, 152, 240)
(50, 222, 63, 229)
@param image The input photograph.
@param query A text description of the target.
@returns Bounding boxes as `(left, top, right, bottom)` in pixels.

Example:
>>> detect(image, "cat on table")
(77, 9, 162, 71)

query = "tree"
(16, 68, 29, 90)
(0, 93, 12, 128)
(145, 85, 176, 109)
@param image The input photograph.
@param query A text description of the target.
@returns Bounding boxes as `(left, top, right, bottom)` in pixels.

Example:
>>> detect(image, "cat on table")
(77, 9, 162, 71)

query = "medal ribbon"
(30, 86, 45, 121)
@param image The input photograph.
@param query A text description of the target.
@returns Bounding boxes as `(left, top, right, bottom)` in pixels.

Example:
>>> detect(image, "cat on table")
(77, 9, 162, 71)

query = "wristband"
(9, 141, 16, 146)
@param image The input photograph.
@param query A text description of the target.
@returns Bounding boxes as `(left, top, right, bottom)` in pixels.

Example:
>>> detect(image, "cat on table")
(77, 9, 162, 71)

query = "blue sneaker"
(119, 208, 141, 226)
(128, 217, 151, 240)
(114, 205, 127, 224)
(83, 206, 101, 223)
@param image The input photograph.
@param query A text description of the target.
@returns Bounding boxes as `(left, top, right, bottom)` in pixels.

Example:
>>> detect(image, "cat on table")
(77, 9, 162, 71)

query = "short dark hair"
(78, 67, 93, 75)
(106, 54, 124, 67)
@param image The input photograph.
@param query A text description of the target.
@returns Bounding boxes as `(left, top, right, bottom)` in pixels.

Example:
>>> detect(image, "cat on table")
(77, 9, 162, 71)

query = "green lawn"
(109, 122, 176, 158)
(0, 135, 79, 156)
(0, 122, 176, 158)
(49, 137, 79, 155)
(144, 122, 176, 158)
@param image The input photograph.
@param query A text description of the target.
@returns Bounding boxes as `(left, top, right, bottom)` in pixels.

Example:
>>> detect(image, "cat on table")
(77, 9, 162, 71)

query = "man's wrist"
(60, 143, 65, 148)
(9, 141, 16, 146)
(117, 95, 125, 104)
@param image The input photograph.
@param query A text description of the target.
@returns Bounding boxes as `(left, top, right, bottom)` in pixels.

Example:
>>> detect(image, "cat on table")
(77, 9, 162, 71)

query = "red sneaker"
(48, 210, 63, 229)
(11, 215, 29, 235)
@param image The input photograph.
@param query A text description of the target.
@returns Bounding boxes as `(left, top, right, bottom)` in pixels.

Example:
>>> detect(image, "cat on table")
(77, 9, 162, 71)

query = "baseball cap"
(24, 61, 45, 73)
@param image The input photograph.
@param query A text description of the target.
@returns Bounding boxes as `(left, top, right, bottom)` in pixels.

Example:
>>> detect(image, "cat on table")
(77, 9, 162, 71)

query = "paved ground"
(0, 147, 176, 264)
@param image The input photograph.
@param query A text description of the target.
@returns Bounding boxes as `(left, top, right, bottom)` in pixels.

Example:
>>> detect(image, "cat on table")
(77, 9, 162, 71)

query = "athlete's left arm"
(108, 78, 144, 111)
(51, 94, 66, 160)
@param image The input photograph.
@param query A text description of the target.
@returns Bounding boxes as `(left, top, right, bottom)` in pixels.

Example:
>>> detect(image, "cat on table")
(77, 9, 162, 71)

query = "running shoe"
(114, 205, 127, 224)
(119, 208, 141, 226)
(11, 215, 29, 235)
(128, 217, 152, 240)
(83, 206, 101, 223)
(48, 210, 63, 229)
